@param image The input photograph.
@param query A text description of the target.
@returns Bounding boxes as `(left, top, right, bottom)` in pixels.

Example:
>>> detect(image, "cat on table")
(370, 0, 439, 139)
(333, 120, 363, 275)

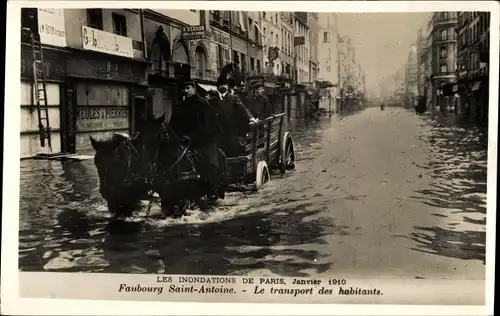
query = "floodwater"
(18, 108, 488, 279)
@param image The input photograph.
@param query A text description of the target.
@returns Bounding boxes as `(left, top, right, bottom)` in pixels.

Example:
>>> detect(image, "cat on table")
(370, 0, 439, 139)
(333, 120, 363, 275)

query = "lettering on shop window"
(76, 107, 129, 132)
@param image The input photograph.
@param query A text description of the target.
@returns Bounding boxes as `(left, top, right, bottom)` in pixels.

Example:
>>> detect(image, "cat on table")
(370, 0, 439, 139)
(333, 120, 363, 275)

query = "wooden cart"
(225, 113, 296, 190)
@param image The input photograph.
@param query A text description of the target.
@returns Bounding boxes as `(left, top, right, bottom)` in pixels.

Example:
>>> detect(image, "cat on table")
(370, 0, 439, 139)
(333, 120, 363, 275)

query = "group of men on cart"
(169, 72, 276, 203)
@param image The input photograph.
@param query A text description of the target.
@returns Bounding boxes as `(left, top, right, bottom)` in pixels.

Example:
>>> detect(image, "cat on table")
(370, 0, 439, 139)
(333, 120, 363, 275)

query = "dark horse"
(134, 113, 228, 217)
(90, 133, 149, 218)
(90, 113, 228, 218)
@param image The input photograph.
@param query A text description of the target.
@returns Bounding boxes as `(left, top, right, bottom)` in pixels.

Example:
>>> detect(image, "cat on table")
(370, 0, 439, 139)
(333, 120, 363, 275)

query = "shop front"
(20, 44, 68, 158)
(64, 52, 149, 154)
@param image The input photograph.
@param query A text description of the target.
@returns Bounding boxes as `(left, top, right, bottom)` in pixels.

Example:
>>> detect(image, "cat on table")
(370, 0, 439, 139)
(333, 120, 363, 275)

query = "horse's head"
(135, 113, 172, 171)
(90, 134, 140, 200)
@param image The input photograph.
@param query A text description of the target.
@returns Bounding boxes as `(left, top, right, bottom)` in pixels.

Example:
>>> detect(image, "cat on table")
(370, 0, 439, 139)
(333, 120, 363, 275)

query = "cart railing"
(226, 112, 287, 181)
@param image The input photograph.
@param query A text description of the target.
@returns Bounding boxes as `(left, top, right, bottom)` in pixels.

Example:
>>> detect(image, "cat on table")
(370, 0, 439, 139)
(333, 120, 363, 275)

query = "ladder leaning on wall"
(23, 27, 52, 151)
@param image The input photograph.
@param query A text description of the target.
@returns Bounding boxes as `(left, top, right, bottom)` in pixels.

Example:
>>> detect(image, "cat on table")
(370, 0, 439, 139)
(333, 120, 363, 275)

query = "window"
(112, 13, 127, 36)
(262, 11, 266, 19)
(440, 29, 447, 41)
(21, 8, 38, 32)
(440, 47, 447, 58)
(275, 34, 278, 47)
(220, 46, 231, 69)
(323, 31, 328, 43)
(200, 10, 206, 26)
(275, 14, 278, 24)
(190, 10, 196, 13)
(440, 63, 448, 73)
(87, 9, 103, 30)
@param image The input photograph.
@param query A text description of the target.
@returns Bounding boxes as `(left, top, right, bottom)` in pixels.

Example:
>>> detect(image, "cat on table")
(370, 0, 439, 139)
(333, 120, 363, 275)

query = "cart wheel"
(255, 161, 270, 189)
(280, 135, 296, 174)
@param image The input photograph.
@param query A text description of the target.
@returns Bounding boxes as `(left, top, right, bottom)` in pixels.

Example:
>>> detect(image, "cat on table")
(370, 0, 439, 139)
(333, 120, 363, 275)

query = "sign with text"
(182, 25, 207, 41)
(209, 28, 231, 49)
(19, 272, 485, 307)
(37, 9, 67, 47)
(75, 106, 129, 132)
(82, 25, 134, 58)
(21, 46, 66, 80)
(67, 56, 147, 83)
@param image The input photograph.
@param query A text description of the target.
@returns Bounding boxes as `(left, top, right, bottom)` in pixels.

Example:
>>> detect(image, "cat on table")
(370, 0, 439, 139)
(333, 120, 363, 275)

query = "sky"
(337, 12, 431, 98)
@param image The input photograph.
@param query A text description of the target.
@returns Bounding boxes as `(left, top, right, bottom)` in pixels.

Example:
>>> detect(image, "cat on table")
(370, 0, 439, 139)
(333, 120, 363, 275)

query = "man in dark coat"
(170, 79, 220, 202)
(249, 82, 275, 119)
(209, 76, 257, 157)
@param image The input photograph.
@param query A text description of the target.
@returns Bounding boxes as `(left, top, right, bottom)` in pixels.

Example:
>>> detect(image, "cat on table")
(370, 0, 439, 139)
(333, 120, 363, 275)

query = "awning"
(196, 83, 217, 92)
(472, 81, 481, 91)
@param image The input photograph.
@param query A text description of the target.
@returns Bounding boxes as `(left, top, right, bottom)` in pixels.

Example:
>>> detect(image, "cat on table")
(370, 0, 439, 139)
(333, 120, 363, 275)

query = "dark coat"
(249, 94, 274, 119)
(209, 92, 254, 157)
(209, 92, 254, 137)
(170, 93, 218, 144)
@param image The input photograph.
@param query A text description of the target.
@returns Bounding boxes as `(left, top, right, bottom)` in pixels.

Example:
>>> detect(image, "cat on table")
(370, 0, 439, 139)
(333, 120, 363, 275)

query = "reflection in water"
(407, 114, 487, 263)
(407, 226, 485, 264)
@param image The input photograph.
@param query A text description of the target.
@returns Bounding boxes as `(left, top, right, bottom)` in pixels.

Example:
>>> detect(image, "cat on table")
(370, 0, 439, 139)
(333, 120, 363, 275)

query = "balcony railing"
(435, 34, 457, 42)
(434, 17, 458, 25)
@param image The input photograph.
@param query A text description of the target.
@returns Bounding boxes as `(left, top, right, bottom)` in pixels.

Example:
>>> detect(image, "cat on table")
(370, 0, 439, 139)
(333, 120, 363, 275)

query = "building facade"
(317, 13, 340, 101)
(428, 12, 458, 112)
(456, 11, 490, 122)
(308, 12, 320, 84)
(261, 11, 282, 75)
(21, 8, 68, 158)
(279, 12, 295, 79)
(404, 45, 419, 108)
(21, 8, 150, 157)
(294, 12, 310, 84)
(416, 27, 428, 100)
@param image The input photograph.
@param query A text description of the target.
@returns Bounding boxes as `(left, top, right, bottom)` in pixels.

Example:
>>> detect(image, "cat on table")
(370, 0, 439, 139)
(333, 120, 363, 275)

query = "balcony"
(294, 12, 308, 25)
(435, 34, 457, 43)
(434, 16, 458, 27)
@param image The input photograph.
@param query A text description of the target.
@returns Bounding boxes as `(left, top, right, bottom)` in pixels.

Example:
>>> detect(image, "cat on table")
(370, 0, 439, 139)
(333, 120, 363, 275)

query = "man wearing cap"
(249, 82, 275, 119)
(209, 76, 257, 157)
(170, 79, 221, 202)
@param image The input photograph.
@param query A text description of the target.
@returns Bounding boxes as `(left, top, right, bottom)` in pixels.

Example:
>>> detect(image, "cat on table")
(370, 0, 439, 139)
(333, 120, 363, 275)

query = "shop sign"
(209, 29, 230, 48)
(21, 47, 66, 80)
(38, 9, 67, 47)
(82, 25, 134, 58)
(76, 107, 129, 132)
(67, 56, 147, 83)
(182, 25, 207, 41)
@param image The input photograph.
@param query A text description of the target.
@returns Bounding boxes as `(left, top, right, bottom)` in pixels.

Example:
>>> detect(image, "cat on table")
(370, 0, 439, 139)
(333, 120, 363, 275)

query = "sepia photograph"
(1, 1, 497, 315)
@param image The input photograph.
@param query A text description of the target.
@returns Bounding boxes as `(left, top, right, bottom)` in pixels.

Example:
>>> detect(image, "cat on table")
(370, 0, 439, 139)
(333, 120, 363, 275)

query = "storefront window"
(195, 46, 206, 78)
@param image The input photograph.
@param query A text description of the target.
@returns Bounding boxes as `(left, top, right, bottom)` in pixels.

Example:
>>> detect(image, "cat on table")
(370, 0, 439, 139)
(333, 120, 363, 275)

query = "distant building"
(294, 11, 310, 84)
(308, 12, 320, 83)
(405, 45, 419, 108)
(317, 13, 340, 98)
(456, 11, 490, 122)
(427, 12, 458, 112)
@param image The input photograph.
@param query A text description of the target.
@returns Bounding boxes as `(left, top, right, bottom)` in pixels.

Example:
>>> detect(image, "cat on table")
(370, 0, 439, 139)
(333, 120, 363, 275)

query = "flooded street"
(19, 108, 487, 279)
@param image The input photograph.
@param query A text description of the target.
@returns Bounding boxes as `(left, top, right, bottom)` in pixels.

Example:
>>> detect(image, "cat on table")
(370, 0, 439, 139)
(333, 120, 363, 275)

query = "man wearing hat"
(249, 82, 275, 119)
(170, 78, 221, 202)
(209, 75, 257, 157)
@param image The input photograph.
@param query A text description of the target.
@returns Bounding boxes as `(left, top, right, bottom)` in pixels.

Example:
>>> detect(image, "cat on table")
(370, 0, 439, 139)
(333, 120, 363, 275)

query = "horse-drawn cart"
(225, 112, 295, 190)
